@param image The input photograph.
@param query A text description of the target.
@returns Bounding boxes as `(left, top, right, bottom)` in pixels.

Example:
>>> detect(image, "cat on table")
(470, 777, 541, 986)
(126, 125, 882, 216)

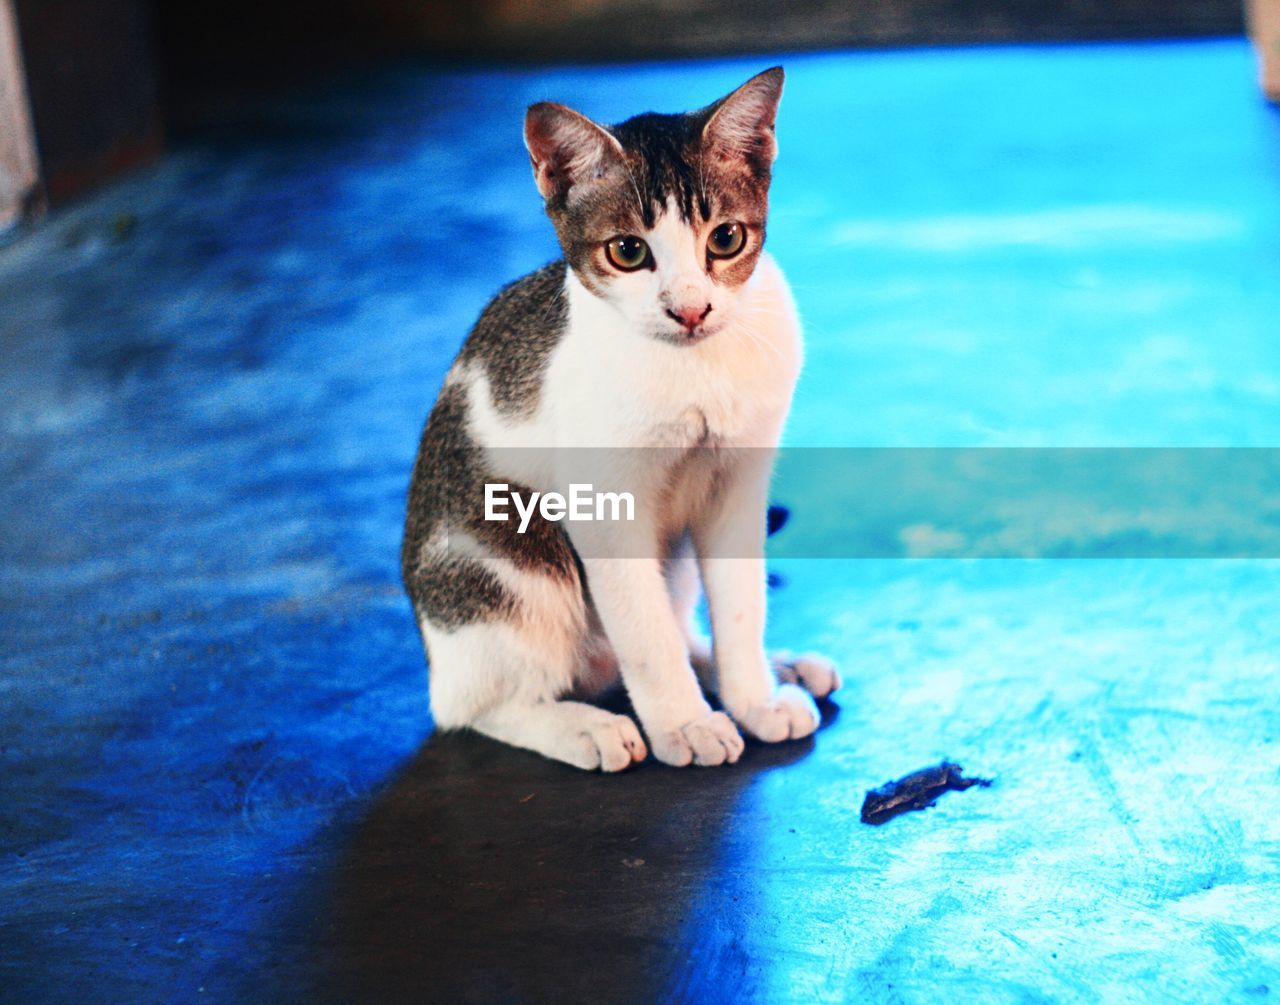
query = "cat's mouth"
(657, 320, 722, 346)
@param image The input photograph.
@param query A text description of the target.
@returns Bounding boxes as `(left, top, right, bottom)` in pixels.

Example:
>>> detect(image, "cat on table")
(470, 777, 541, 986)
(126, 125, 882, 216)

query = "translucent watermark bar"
(438, 448, 1280, 559)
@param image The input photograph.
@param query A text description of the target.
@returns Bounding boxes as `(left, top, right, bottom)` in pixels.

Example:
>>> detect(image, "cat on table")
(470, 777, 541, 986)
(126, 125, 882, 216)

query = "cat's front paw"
(734, 683, 821, 743)
(650, 711, 745, 768)
(772, 651, 842, 701)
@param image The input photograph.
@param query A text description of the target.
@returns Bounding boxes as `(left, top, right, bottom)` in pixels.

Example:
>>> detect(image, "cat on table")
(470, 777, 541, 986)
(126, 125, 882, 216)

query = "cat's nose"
(666, 304, 712, 330)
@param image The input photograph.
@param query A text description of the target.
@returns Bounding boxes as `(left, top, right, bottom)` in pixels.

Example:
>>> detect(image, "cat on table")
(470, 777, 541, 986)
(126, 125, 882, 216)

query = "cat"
(401, 67, 840, 771)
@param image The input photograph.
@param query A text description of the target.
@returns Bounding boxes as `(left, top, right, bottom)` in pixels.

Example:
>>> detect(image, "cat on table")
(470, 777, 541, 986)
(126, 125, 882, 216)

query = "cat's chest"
(541, 258, 801, 448)
(550, 326, 785, 448)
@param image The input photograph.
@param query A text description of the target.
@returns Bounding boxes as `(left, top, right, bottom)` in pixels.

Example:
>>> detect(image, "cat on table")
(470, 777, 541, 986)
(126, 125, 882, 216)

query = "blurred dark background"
(0, 0, 1248, 226)
(154, 0, 1247, 91)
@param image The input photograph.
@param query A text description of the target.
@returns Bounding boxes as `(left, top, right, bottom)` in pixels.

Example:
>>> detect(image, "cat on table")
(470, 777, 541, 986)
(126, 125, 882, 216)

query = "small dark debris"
(861, 761, 991, 825)
(766, 504, 790, 536)
(766, 571, 786, 589)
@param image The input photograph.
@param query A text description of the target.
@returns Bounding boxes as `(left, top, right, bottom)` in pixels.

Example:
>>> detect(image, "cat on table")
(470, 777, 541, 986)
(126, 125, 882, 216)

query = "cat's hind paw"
(567, 711, 648, 772)
(735, 683, 820, 743)
(772, 651, 841, 702)
(650, 710, 744, 768)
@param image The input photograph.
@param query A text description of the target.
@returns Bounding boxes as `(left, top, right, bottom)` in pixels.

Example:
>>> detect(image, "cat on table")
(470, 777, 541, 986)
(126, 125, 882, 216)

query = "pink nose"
(666, 304, 712, 330)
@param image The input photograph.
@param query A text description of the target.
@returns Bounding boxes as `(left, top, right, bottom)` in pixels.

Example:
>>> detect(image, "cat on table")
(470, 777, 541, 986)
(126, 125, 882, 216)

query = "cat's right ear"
(524, 103, 625, 205)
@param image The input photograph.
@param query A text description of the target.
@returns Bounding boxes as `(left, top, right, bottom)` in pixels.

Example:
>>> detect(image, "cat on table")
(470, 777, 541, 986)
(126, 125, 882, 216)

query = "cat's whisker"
(732, 321, 787, 366)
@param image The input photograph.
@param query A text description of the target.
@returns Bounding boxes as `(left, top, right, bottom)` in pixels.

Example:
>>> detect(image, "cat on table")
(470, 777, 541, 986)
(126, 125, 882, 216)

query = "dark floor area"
(2, 39, 1279, 1004)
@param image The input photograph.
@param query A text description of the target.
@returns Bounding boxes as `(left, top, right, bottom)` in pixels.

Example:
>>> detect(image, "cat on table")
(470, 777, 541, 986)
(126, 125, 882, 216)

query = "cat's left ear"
(699, 66, 784, 177)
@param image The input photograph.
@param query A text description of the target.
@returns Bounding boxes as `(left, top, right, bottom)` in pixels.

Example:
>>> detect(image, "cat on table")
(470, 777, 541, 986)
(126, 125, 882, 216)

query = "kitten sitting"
(402, 68, 839, 771)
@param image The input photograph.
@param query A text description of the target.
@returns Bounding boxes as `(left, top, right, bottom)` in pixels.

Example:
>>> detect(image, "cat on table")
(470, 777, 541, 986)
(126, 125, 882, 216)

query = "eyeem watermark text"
(485, 483, 635, 534)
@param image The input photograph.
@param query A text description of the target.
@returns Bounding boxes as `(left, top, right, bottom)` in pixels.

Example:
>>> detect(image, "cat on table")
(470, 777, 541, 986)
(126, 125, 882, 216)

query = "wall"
(0, 0, 39, 229)
(13, 0, 161, 206)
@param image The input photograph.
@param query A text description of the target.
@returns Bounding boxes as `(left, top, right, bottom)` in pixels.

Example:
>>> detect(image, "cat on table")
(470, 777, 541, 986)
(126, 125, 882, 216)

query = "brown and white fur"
(401, 67, 839, 771)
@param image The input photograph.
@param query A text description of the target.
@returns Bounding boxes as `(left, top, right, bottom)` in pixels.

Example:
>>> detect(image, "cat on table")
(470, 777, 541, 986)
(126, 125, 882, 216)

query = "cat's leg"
(666, 541, 840, 701)
(663, 535, 716, 689)
(415, 548, 647, 771)
(423, 616, 647, 772)
(694, 453, 839, 744)
(545, 449, 740, 768)
(581, 549, 743, 768)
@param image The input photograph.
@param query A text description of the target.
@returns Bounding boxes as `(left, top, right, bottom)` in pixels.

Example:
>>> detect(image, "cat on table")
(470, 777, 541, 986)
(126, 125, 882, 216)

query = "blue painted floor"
(2, 38, 1279, 1004)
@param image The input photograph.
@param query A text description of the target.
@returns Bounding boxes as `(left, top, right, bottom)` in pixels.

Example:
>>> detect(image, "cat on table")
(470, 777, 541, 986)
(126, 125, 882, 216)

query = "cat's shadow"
(327, 699, 835, 1004)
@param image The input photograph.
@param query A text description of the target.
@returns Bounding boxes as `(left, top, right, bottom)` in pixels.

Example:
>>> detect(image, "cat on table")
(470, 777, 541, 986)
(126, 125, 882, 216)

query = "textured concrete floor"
(2, 39, 1279, 1005)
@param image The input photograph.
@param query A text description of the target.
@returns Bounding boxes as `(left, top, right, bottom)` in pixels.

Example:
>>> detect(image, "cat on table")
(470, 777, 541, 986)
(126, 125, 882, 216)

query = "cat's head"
(524, 68, 783, 346)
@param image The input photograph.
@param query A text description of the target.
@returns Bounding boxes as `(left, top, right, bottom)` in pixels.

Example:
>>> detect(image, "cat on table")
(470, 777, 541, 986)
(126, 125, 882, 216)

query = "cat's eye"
(708, 222, 746, 259)
(604, 235, 651, 271)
